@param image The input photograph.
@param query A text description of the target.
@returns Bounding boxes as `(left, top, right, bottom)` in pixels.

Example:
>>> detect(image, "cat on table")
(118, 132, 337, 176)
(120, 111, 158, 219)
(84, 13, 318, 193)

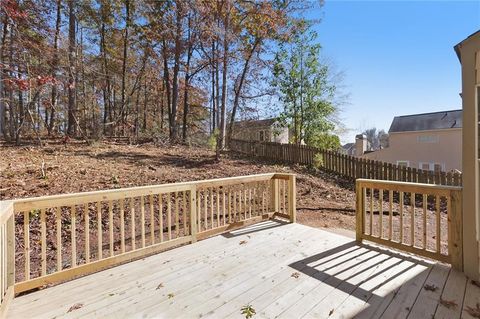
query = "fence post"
(355, 181, 363, 242)
(189, 186, 197, 243)
(449, 189, 463, 271)
(287, 174, 296, 223)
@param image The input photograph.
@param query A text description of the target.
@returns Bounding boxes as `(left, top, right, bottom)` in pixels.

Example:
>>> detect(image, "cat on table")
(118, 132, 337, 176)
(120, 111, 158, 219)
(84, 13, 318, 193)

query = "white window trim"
(396, 160, 410, 167)
(418, 162, 445, 172)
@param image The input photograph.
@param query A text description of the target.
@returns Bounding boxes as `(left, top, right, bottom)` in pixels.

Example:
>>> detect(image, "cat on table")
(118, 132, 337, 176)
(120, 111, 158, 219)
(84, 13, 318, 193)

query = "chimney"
(355, 134, 367, 156)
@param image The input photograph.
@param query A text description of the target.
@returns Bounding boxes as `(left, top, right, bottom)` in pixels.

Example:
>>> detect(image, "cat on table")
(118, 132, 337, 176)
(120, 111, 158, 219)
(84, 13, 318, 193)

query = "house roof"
(342, 143, 355, 151)
(233, 118, 277, 128)
(388, 109, 462, 133)
(454, 29, 480, 62)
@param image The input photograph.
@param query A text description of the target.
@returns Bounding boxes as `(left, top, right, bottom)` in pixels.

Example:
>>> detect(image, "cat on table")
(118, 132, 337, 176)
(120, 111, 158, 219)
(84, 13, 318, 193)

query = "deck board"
(7, 221, 477, 319)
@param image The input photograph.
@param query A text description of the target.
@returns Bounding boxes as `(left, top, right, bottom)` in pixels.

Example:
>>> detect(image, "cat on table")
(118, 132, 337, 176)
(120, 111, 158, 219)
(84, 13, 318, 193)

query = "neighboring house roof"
(342, 143, 354, 151)
(388, 109, 462, 133)
(233, 118, 277, 128)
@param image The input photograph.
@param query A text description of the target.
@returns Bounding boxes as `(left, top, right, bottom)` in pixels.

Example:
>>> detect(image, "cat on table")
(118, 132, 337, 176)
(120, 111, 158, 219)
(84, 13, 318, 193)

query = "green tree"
(272, 22, 339, 148)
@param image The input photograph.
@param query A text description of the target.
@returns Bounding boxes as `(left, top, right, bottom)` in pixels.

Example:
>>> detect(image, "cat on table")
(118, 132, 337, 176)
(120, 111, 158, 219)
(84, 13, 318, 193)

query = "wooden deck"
(7, 221, 479, 319)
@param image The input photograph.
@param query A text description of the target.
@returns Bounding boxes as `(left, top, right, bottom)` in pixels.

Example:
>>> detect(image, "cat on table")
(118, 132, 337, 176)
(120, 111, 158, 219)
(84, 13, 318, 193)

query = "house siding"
(360, 128, 462, 172)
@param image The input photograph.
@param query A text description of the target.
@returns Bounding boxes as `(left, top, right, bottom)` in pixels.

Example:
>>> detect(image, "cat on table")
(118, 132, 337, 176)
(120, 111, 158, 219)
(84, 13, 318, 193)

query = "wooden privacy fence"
(0, 173, 296, 316)
(229, 139, 462, 186)
(355, 179, 462, 270)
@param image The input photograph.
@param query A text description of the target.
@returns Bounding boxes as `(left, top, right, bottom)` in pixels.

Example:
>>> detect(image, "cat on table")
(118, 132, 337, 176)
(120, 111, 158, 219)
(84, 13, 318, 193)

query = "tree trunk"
(120, 0, 130, 136)
(48, 0, 61, 136)
(169, 2, 182, 142)
(217, 0, 229, 158)
(67, 0, 76, 136)
(227, 40, 258, 142)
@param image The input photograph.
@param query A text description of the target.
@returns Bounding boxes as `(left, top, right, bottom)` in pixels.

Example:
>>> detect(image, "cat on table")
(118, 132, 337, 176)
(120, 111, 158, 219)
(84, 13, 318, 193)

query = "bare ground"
(0, 140, 357, 231)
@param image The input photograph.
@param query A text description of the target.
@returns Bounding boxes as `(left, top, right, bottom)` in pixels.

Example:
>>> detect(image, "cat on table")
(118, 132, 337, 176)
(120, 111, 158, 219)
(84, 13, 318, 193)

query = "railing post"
(288, 175, 296, 223)
(355, 181, 364, 242)
(189, 186, 197, 243)
(449, 189, 463, 271)
(270, 178, 279, 213)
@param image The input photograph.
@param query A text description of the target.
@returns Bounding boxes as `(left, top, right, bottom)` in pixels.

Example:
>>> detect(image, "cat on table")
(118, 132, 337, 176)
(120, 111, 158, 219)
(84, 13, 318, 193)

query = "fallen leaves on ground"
(439, 298, 457, 309)
(465, 303, 480, 318)
(67, 303, 84, 313)
(423, 284, 438, 292)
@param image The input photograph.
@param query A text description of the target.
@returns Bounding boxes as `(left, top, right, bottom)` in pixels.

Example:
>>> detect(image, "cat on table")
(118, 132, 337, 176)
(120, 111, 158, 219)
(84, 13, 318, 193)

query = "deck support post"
(270, 179, 279, 214)
(355, 181, 364, 242)
(288, 175, 296, 223)
(449, 189, 463, 271)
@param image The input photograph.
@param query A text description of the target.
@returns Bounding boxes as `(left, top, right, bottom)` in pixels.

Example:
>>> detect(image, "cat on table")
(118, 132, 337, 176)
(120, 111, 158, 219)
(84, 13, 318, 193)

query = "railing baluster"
(85, 204, 90, 263)
(167, 193, 172, 241)
(379, 190, 383, 238)
(196, 191, 200, 232)
(71, 205, 77, 267)
(120, 199, 125, 253)
(222, 189, 226, 225)
(389, 190, 393, 240)
(55, 207, 62, 272)
(411, 193, 415, 247)
(228, 189, 232, 223)
(423, 194, 427, 250)
(183, 191, 188, 235)
(97, 202, 102, 260)
(175, 192, 180, 235)
(436, 195, 441, 253)
(40, 208, 46, 276)
(209, 189, 213, 228)
(160, 194, 164, 242)
(400, 192, 404, 243)
(150, 195, 155, 244)
(131, 200, 136, 250)
(369, 188, 374, 236)
(141, 196, 145, 248)
(24, 211, 30, 280)
(109, 201, 114, 256)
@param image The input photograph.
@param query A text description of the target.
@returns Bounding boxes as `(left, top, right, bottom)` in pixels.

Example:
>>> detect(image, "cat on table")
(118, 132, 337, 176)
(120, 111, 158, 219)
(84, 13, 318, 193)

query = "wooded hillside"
(0, 0, 326, 147)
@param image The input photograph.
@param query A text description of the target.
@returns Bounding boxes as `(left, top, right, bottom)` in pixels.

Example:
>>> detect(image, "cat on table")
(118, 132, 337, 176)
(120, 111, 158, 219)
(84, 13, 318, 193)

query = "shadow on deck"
(7, 221, 477, 318)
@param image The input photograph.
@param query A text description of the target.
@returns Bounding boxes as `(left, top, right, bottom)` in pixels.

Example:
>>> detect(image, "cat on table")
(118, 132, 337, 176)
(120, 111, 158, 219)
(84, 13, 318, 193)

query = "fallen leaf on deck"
(465, 303, 480, 318)
(239, 240, 247, 245)
(440, 298, 457, 309)
(167, 293, 175, 299)
(291, 272, 300, 278)
(424, 284, 438, 291)
(156, 283, 164, 290)
(67, 303, 84, 313)
(328, 309, 334, 316)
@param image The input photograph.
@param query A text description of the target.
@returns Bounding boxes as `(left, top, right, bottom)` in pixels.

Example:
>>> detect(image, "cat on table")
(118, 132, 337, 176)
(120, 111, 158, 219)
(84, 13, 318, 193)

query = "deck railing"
(355, 179, 462, 270)
(0, 173, 296, 313)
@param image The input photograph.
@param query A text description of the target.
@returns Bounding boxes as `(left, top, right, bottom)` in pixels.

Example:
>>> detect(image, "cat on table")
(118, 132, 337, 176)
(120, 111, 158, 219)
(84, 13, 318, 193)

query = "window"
(259, 130, 265, 142)
(434, 163, 444, 172)
(417, 135, 439, 143)
(397, 160, 409, 167)
(420, 162, 430, 171)
(418, 162, 445, 172)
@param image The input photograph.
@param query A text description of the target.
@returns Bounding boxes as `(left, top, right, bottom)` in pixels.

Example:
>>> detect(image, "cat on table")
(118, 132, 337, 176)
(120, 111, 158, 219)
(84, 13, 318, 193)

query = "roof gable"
(389, 109, 462, 133)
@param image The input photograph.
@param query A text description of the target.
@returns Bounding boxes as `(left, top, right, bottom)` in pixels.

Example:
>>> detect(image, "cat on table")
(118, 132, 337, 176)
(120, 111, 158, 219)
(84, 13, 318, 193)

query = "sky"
(308, 0, 480, 144)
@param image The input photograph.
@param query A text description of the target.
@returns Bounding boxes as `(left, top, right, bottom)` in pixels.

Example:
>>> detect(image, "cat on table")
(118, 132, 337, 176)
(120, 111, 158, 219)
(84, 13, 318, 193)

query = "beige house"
(357, 109, 462, 172)
(230, 118, 289, 143)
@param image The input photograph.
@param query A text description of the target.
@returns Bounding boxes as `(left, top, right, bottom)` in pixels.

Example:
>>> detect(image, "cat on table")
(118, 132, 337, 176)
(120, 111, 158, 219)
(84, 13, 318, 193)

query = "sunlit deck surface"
(8, 221, 479, 319)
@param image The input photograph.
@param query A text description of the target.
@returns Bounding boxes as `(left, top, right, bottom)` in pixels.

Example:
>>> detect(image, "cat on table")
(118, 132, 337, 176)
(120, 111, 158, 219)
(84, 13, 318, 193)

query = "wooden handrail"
(1, 173, 296, 298)
(355, 179, 463, 270)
